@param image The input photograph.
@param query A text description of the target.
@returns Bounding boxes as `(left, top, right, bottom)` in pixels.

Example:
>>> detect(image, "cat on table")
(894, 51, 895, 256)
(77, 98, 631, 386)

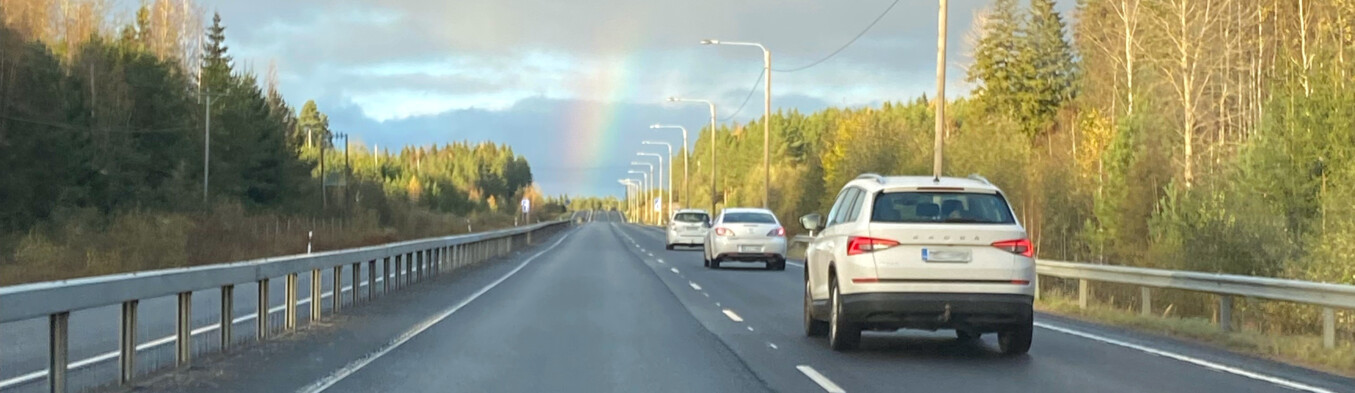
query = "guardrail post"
(221, 285, 233, 352)
(352, 262, 361, 304)
(383, 257, 391, 293)
(310, 269, 322, 322)
(527, 230, 533, 245)
(332, 265, 342, 312)
(1033, 274, 1040, 301)
(119, 300, 138, 385)
(176, 291, 192, 366)
(393, 255, 402, 290)
(367, 260, 376, 299)
(257, 278, 270, 340)
(49, 311, 69, 393)
(1218, 295, 1233, 332)
(1078, 279, 1089, 309)
(1140, 287, 1152, 317)
(1322, 307, 1336, 349)
(285, 273, 298, 331)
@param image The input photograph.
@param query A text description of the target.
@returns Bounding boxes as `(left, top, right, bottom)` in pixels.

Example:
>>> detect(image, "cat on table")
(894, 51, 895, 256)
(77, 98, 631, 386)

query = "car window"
(722, 212, 777, 224)
(829, 188, 860, 226)
(844, 188, 868, 222)
(673, 212, 708, 223)
(870, 192, 1015, 224)
(824, 189, 852, 225)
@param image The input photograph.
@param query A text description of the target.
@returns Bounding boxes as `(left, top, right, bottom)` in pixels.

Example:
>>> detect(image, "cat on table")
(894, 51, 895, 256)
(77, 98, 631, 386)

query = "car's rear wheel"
(710, 257, 721, 269)
(666, 244, 674, 250)
(828, 277, 860, 351)
(998, 320, 1033, 355)
(956, 330, 981, 341)
(774, 259, 786, 271)
(804, 279, 828, 337)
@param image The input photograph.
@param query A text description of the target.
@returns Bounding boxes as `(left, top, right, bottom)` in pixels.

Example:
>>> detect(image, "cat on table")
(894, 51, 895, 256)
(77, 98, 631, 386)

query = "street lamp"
(666, 96, 720, 210)
(631, 162, 654, 224)
(702, 39, 771, 208)
(635, 154, 662, 224)
(627, 170, 649, 224)
(642, 142, 673, 221)
(619, 179, 640, 223)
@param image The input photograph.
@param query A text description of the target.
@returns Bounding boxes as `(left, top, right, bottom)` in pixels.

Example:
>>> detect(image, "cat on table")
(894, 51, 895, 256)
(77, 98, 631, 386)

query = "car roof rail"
(855, 173, 884, 183)
(967, 173, 992, 185)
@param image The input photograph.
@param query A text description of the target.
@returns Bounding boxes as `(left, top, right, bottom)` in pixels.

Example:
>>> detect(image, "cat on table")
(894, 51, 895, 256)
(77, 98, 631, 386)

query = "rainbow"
(560, 49, 645, 195)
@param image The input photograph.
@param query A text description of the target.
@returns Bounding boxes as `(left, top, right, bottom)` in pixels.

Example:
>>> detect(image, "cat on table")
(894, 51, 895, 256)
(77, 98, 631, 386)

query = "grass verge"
(1036, 293, 1355, 377)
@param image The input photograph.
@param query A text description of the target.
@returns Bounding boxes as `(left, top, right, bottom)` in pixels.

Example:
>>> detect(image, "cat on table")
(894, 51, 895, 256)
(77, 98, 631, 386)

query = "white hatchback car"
(703, 208, 788, 270)
(800, 174, 1035, 354)
(666, 209, 711, 249)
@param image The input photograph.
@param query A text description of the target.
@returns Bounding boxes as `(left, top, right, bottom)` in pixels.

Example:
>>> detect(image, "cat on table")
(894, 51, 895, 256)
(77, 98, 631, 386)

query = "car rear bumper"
(667, 233, 705, 245)
(830, 293, 1032, 332)
(709, 238, 787, 261)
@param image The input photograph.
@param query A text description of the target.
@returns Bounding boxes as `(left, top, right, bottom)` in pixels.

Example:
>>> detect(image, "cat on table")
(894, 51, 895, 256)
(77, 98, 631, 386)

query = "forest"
(648, 0, 1355, 289)
(0, 0, 547, 284)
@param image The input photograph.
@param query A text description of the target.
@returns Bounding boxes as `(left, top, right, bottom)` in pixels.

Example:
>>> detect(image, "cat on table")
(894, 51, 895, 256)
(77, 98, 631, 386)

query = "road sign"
(653, 197, 661, 212)
(521, 198, 531, 213)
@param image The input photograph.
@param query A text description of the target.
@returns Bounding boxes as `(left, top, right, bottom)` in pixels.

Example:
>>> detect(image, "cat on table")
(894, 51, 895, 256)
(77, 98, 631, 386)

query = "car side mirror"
(800, 213, 823, 232)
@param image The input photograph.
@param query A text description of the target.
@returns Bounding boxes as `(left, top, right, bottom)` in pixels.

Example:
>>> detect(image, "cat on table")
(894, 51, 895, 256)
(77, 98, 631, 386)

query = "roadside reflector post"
(1140, 287, 1152, 317)
(1322, 307, 1336, 349)
(1078, 279, 1089, 309)
(1218, 295, 1233, 332)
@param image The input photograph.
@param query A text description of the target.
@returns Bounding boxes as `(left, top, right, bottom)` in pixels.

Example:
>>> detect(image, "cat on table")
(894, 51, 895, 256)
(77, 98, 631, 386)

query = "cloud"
(195, 0, 1076, 195)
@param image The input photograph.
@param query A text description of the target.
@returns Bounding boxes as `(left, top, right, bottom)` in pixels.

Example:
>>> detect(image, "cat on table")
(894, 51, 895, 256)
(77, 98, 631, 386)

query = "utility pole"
(320, 132, 327, 209)
(200, 89, 228, 204)
(934, 0, 948, 180)
(337, 132, 350, 209)
(762, 48, 771, 209)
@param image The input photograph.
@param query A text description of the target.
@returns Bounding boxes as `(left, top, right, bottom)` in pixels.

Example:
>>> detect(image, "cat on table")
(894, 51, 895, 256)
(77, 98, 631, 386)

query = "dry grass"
(0, 205, 519, 286)
(1037, 293, 1355, 377)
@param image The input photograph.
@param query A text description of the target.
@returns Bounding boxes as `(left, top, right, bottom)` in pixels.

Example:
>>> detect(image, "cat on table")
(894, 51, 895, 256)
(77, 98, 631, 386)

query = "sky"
(197, 0, 1074, 197)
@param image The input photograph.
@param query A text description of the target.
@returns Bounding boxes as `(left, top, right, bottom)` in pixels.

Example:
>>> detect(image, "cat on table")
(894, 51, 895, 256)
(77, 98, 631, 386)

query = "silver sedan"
(703, 208, 787, 270)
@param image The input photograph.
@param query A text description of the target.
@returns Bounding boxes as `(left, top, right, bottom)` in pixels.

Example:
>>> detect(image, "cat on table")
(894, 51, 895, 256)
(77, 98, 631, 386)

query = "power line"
(721, 68, 765, 121)
(773, 0, 901, 72)
(716, 0, 900, 121)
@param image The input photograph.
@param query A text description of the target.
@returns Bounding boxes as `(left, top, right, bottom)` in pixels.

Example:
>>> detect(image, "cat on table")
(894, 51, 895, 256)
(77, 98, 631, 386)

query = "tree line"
(649, 0, 1354, 286)
(0, 1, 537, 242)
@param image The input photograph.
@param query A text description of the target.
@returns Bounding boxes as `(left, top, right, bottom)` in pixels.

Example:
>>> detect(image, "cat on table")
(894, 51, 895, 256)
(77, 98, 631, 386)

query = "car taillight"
(767, 227, 785, 237)
(992, 238, 1034, 258)
(714, 227, 732, 236)
(847, 236, 899, 255)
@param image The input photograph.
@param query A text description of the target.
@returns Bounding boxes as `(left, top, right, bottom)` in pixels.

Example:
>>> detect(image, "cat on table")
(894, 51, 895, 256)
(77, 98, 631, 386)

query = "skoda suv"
(800, 174, 1035, 354)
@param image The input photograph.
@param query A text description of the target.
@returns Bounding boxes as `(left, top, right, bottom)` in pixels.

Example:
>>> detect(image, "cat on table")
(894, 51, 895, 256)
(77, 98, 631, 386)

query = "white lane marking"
(647, 252, 654, 257)
(703, 293, 710, 298)
(786, 261, 805, 268)
(768, 343, 779, 349)
(296, 231, 575, 393)
(688, 281, 702, 291)
(796, 365, 847, 393)
(722, 309, 744, 322)
(716, 302, 722, 307)
(670, 267, 680, 274)
(747, 326, 755, 332)
(656, 258, 665, 264)
(0, 275, 402, 389)
(1035, 322, 1335, 393)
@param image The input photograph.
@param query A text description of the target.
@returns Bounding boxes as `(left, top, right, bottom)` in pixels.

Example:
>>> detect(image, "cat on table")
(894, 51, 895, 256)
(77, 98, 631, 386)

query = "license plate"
(739, 245, 762, 253)
(922, 248, 971, 263)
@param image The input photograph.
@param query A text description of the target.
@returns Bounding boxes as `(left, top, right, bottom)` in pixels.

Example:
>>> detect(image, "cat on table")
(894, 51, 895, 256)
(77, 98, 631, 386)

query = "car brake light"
(847, 236, 899, 255)
(992, 238, 1034, 258)
(766, 227, 785, 237)
(714, 227, 732, 236)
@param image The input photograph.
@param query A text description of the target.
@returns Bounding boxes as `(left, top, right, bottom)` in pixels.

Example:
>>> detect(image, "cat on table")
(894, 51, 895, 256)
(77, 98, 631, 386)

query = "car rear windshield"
(722, 212, 777, 224)
(871, 192, 1015, 224)
(674, 213, 708, 223)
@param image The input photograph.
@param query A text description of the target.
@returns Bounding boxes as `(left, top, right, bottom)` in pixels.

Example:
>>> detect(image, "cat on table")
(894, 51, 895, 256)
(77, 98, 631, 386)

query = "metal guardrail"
(0, 220, 571, 392)
(790, 235, 1353, 349)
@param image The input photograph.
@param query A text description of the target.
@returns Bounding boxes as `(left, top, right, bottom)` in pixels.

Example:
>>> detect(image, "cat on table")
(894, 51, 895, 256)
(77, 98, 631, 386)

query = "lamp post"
(659, 98, 712, 210)
(637, 152, 665, 224)
(702, 39, 771, 208)
(631, 161, 656, 225)
(627, 171, 647, 223)
(642, 142, 673, 220)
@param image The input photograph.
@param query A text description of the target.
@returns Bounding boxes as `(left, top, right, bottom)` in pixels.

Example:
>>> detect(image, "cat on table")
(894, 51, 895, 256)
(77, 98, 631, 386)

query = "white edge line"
(768, 342, 779, 349)
(786, 261, 804, 268)
(670, 267, 680, 274)
(296, 230, 575, 393)
(722, 309, 744, 322)
(688, 281, 702, 291)
(796, 365, 846, 393)
(1035, 322, 1335, 393)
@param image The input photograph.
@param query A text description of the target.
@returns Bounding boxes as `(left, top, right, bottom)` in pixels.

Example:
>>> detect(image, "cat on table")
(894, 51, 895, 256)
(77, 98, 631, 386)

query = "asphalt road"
(43, 210, 1355, 393)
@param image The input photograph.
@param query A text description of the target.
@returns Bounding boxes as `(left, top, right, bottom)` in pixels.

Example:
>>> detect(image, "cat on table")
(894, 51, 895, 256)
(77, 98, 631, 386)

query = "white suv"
(800, 174, 1035, 354)
(666, 209, 711, 249)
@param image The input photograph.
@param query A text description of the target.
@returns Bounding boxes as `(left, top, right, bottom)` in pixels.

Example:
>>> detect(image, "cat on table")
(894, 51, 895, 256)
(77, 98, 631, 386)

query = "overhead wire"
(715, 0, 900, 121)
